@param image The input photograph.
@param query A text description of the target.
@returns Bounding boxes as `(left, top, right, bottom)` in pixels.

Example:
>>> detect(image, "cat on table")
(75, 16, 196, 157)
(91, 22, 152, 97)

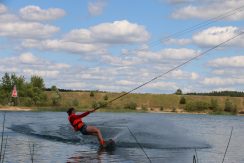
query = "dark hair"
(67, 108, 75, 115)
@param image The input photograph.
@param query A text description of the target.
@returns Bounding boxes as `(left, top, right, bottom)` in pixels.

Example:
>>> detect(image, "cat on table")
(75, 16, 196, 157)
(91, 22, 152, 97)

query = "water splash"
(9, 113, 210, 150)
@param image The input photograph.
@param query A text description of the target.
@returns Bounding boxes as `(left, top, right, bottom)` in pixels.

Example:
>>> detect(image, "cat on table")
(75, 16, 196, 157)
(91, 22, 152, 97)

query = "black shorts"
(80, 124, 89, 135)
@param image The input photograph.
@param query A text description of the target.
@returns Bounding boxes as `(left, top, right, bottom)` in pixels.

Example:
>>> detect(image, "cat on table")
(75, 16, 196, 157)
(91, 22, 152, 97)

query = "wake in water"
(9, 114, 210, 150)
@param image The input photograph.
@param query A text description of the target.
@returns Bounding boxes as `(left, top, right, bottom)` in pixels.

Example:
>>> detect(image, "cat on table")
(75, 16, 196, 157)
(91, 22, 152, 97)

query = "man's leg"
(86, 126, 105, 145)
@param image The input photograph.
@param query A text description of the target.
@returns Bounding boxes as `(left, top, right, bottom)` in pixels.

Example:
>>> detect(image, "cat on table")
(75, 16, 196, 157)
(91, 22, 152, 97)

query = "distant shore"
(0, 106, 243, 116)
(0, 106, 32, 111)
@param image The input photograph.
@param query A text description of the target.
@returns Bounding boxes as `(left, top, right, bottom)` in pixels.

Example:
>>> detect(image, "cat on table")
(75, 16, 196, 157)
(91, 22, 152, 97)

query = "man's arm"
(77, 111, 91, 118)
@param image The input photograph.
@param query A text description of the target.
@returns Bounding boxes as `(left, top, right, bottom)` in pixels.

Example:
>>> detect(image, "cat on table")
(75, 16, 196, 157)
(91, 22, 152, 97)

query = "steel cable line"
(127, 126, 152, 163)
(222, 127, 234, 163)
(160, 5, 244, 43)
(129, 5, 244, 59)
(94, 31, 244, 111)
(89, 5, 244, 68)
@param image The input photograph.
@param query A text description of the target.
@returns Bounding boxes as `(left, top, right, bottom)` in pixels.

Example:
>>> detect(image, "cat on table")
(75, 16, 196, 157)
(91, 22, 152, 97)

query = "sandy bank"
(0, 106, 32, 111)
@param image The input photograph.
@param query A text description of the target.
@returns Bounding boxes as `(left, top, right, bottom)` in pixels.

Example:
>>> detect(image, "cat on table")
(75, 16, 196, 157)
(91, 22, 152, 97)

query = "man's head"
(67, 107, 75, 115)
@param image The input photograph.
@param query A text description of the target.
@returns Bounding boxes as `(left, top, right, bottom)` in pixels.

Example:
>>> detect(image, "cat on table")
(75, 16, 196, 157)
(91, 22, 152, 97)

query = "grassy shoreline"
(1, 91, 244, 115)
(0, 106, 243, 116)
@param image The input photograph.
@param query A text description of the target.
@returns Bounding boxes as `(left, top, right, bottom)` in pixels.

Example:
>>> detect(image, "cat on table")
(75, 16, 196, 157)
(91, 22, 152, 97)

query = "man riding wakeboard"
(67, 107, 105, 147)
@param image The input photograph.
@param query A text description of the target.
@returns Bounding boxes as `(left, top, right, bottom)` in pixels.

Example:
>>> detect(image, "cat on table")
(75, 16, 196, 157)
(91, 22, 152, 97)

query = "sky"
(0, 0, 243, 94)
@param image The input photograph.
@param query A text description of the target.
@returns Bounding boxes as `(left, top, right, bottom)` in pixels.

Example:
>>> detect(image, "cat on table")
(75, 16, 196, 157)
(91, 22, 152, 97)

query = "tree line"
(174, 89, 244, 97)
(179, 96, 238, 114)
(0, 73, 61, 106)
(186, 91, 244, 97)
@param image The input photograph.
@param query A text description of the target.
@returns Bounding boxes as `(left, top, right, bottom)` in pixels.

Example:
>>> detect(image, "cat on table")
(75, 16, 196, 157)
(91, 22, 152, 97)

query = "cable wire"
(222, 127, 234, 163)
(94, 31, 244, 111)
(76, 5, 244, 68)
(127, 126, 152, 163)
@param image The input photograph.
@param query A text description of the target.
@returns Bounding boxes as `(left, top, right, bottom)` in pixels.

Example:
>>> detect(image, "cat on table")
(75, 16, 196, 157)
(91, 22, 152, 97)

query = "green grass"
(4, 91, 244, 114)
(52, 92, 244, 112)
(209, 111, 237, 116)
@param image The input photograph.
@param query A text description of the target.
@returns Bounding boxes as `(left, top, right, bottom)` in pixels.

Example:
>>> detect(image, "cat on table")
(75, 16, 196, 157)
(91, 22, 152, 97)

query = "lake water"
(0, 111, 243, 163)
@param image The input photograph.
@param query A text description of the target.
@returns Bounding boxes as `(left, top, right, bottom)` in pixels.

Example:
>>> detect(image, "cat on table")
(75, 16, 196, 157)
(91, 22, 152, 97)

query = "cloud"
(0, 5, 59, 39)
(116, 80, 136, 86)
(202, 77, 244, 86)
(88, 0, 107, 16)
(101, 54, 141, 66)
(0, 3, 7, 14)
(208, 56, 244, 68)
(166, 0, 194, 4)
(63, 82, 88, 89)
(20, 5, 66, 21)
(212, 69, 244, 78)
(22, 20, 150, 54)
(137, 48, 199, 60)
(21, 39, 104, 54)
(0, 14, 19, 22)
(23, 69, 60, 77)
(0, 22, 59, 39)
(169, 70, 199, 80)
(163, 38, 192, 45)
(191, 72, 199, 80)
(192, 26, 244, 47)
(0, 53, 70, 78)
(65, 20, 150, 44)
(171, 0, 244, 20)
(19, 52, 39, 64)
(210, 87, 237, 92)
(144, 81, 178, 90)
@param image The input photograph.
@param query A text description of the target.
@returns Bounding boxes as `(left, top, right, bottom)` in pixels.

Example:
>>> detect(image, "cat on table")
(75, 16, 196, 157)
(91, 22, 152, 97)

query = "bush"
(224, 99, 237, 114)
(91, 101, 98, 108)
(160, 106, 164, 111)
(52, 97, 61, 106)
(141, 105, 147, 111)
(179, 96, 186, 104)
(91, 101, 107, 109)
(98, 101, 108, 108)
(185, 101, 209, 112)
(210, 99, 220, 112)
(103, 95, 108, 101)
(90, 91, 95, 97)
(72, 99, 79, 106)
(124, 101, 137, 110)
(224, 99, 233, 112)
(232, 106, 238, 114)
(20, 97, 33, 107)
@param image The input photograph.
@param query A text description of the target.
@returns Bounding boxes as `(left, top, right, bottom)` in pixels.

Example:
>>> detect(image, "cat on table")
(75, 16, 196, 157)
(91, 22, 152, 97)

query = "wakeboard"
(101, 139, 116, 150)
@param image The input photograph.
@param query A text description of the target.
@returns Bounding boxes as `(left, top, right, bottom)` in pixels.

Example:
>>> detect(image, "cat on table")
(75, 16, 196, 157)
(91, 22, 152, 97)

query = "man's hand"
(89, 108, 96, 113)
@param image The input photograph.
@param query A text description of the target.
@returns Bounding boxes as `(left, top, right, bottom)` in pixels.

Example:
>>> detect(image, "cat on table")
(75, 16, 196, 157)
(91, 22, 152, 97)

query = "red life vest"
(68, 111, 90, 131)
(68, 114, 84, 131)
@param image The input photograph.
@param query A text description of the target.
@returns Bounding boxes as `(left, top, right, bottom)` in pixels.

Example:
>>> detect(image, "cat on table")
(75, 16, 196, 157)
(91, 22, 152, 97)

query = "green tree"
(51, 85, 62, 106)
(1, 73, 12, 93)
(103, 94, 108, 101)
(185, 101, 209, 112)
(51, 85, 58, 91)
(0, 73, 12, 104)
(224, 99, 233, 112)
(124, 101, 137, 110)
(90, 91, 95, 97)
(30, 75, 45, 90)
(0, 73, 27, 105)
(175, 89, 182, 95)
(179, 96, 186, 104)
(224, 99, 237, 114)
(210, 99, 220, 112)
(30, 76, 46, 105)
(72, 99, 79, 106)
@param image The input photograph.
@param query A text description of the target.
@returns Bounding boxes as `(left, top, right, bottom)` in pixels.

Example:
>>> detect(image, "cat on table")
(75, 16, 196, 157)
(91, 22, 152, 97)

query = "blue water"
(0, 112, 244, 163)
